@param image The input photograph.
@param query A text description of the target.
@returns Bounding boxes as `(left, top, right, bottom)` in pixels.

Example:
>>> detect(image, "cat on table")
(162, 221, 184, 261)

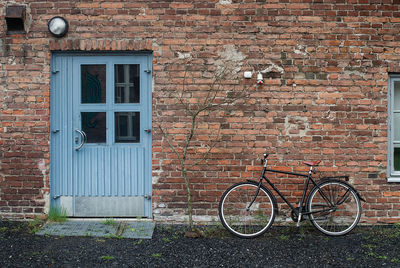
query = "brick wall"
(0, 0, 399, 223)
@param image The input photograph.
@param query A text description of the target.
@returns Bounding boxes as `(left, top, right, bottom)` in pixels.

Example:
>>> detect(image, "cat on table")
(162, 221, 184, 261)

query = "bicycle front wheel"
(307, 180, 361, 236)
(219, 181, 276, 238)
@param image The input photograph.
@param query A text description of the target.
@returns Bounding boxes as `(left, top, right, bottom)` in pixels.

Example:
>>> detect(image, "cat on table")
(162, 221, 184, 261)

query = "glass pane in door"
(115, 64, 140, 103)
(81, 65, 106, 103)
(115, 112, 140, 143)
(81, 112, 106, 143)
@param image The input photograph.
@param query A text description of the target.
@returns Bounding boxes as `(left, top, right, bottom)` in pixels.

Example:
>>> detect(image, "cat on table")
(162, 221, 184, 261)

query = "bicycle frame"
(253, 158, 338, 226)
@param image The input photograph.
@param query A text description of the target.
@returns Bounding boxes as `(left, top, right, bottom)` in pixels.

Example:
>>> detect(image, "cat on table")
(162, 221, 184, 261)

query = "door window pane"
(115, 64, 140, 103)
(115, 112, 140, 143)
(81, 65, 106, 104)
(81, 112, 106, 143)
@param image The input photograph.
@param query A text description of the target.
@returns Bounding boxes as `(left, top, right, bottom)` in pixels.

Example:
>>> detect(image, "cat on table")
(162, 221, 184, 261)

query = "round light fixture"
(48, 16, 68, 38)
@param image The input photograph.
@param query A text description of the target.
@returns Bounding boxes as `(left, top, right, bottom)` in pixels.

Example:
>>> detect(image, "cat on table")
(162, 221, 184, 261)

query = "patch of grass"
(280, 234, 289, 241)
(28, 217, 44, 234)
(0, 226, 8, 233)
(152, 253, 162, 258)
(391, 258, 400, 263)
(364, 224, 400, 239)
(133, 239, 143, 246)
(102, 218, 117, 226)
(361, 243, 377, 250)
(201, 221, 230, 238)
(366, 251, 376, 258)
(162, 237, 170, 243)
(30, 251, 41, 257)
(104, 233, 123, 239)
(48, 206, 67, 222)
(172, 234, 180, 240)
(100, 255, 115, 261)
(10, 224, 21, 233)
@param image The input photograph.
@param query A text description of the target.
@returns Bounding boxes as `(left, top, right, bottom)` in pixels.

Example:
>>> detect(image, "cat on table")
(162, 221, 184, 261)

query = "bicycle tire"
(219, 181, 277, 238)
(307, 179, 361, 236)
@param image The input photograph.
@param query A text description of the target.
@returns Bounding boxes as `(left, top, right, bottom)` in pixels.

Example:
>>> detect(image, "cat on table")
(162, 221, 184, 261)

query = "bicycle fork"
(246, 180, 263, 211)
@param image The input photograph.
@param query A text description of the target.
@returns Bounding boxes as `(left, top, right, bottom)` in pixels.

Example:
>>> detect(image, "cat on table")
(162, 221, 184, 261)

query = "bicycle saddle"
(303, 160, 321, 166)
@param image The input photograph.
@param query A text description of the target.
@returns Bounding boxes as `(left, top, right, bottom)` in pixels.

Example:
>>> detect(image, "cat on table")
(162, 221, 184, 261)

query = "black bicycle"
(219, 153, 365, 238)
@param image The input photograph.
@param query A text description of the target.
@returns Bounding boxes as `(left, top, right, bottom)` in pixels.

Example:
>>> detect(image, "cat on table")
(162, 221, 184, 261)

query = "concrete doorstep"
(35, 219, 155, 239)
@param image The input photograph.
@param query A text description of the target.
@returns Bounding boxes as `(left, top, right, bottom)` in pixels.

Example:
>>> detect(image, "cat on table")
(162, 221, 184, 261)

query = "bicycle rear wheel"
(307, 180, 361, 236)
(219, 181, 276, 238)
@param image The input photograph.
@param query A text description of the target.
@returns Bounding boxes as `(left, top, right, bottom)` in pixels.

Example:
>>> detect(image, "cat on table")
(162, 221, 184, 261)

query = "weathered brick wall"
(0, 0, 399, 223)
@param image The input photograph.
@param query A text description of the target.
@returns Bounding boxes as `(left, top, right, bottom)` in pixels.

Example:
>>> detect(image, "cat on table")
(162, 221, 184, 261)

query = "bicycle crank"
(290, 207, 307, 223)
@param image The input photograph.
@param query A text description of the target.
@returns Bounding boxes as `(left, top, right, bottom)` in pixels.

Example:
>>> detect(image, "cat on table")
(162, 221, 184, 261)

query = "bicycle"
(218, 153, 365, 238)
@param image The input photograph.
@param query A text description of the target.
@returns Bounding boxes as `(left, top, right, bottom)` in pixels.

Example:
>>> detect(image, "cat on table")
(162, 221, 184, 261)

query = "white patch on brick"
(219, 44, 245, 63)
(177, 52, 191, 59)
(294, 45, 308, 56)
(153, 213, 219, 224)
(42, 191, 50, 214)
(344, 69, 364, 77)
(38, 159, 46, 176)
(152, 40, 161, 56)
(219, 0, 232, 4)
(215, 44, 246, 77)
(7, 56, 16, 65)
(260, 62, 284, 74)
(37, 159, 49, 214)
(152, 161, 163, 184)
(284, 116, 309, 137)
(158, 203, 166, 208)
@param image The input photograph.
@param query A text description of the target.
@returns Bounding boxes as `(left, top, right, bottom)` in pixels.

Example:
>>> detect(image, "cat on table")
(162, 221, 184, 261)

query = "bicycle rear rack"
(320, 175, 349, 181)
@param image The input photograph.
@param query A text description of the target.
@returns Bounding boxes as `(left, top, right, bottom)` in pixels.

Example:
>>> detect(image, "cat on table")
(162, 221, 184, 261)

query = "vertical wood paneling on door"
(51, 55, 74, 198)
(129, 150, 138, 193)
(74, 147, 145, 197)
(139, 147, 145, 198)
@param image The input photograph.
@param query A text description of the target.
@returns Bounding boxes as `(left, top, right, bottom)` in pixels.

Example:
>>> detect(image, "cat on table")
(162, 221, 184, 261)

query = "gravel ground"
(1, 220, 400, 267)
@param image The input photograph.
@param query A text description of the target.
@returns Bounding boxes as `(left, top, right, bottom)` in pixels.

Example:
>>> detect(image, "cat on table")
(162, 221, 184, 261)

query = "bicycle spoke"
(335, 189, 351, 206)
(219, 182, 275, 238)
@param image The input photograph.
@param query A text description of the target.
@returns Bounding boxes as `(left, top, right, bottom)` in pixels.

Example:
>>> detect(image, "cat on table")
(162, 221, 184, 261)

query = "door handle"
(144, 129, 151, 133)
(75, 129, 87, 151)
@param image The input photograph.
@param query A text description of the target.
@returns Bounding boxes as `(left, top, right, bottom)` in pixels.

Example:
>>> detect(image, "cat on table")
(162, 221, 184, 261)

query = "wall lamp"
(48, 16, 68, 38)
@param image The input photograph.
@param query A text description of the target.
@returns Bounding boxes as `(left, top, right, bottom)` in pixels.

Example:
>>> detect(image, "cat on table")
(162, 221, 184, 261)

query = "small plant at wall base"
(48, 206, 68, 222)
(158, 46, 254, 234)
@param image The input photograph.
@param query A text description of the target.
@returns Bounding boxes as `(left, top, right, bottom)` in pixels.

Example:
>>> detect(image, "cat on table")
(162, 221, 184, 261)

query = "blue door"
(50, 53, 152, 217)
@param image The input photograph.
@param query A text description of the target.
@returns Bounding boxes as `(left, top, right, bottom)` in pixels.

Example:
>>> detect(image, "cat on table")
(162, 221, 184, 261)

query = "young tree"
(158, 46, 254, 233)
